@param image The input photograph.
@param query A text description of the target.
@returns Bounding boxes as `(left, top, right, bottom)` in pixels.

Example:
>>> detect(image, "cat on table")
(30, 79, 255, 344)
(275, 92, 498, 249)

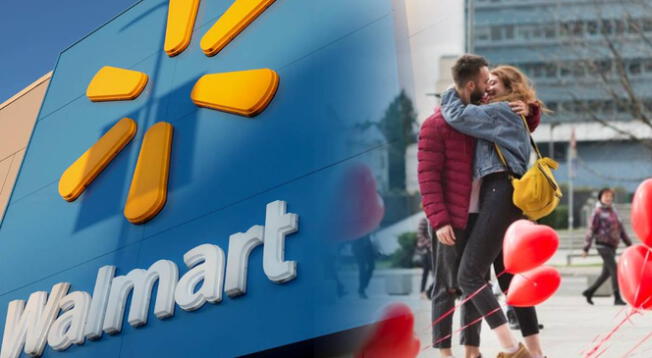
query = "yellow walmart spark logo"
(57, 0, 279, 224)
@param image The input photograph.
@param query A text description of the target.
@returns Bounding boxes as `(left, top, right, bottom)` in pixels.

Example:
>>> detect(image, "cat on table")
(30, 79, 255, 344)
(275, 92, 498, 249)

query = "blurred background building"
(470, 0, 652, 194)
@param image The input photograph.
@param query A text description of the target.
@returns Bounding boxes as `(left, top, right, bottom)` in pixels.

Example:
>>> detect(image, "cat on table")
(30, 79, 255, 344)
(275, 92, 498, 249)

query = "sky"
(0, 0, 139, 104)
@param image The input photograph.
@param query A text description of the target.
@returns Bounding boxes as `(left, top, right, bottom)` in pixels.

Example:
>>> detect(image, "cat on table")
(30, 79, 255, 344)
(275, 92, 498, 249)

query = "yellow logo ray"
(164, 0, 201, 57)
(191, 69, 279, 117)
(200, 0, 276, 57)
(60, 0, 281, 224)
(124, 122, 174, 224)
(59, 118, 137, 201)
(86, 66, 149, 102)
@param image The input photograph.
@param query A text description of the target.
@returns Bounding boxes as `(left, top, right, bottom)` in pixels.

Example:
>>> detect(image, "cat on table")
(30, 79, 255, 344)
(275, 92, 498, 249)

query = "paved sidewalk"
(338, 267, 652, 357)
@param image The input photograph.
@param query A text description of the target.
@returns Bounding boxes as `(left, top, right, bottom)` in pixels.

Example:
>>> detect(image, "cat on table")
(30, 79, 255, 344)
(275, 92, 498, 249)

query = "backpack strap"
(494, 115, 541, 178)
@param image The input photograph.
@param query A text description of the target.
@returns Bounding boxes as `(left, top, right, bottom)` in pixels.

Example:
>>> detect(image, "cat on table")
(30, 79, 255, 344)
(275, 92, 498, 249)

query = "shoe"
(496, 343, 532, 358)
(614, 291, 626, 306)
(507, 309, 520, 331)
(582, 289, 594, 305)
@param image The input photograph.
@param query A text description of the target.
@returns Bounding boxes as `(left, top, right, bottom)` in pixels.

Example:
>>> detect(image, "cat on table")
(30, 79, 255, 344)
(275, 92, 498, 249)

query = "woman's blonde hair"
(489, 65, 548, 112)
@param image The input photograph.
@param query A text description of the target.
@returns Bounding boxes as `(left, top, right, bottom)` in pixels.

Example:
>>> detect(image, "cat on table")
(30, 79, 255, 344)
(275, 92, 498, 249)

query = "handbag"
(494, 115, 563, 221)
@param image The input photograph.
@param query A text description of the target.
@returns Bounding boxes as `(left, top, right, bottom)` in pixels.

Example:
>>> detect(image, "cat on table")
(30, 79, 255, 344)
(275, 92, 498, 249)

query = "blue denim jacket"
(440, 88, 531, 179)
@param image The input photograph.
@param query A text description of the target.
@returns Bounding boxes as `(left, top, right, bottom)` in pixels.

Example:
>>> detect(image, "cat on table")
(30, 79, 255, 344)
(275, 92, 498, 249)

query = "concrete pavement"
(337, 266, 652, 357)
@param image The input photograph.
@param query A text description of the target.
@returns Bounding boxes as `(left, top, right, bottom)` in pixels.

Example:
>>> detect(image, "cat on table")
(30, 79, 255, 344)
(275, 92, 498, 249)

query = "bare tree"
(547, 0, 652, 150)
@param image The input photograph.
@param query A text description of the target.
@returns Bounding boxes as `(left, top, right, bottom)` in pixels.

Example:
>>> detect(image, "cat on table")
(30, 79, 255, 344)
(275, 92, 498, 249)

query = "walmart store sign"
(0, 201, 298, 358)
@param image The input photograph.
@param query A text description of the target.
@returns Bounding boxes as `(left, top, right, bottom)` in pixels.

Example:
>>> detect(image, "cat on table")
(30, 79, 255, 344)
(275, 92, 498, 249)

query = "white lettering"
(263, 201, 299, 283)
(103, 260, 178, 334)
(0, 282, 69, 358)
(47, 291, 91, 351)
(84, 265, 114, 340)
(174, 244, 225, 311)
(225, 225, 264, 297)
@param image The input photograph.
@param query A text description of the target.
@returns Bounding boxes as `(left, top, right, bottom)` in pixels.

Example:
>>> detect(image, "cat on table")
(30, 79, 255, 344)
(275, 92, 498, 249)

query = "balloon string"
(432, 307, 502, 347)
(621, 330, 652, 358)
(584, 309, 637, 358)
(430, 270, 507, 328)
(633, 249, 650, 306)
(421, 306, 503, 352)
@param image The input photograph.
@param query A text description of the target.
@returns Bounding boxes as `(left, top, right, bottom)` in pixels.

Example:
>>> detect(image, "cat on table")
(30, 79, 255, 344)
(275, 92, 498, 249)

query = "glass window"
(597, 59, 612, 73)
(533, 64, 543, 78)
(645, 59, 652, 73)
(573, 21, 584, 36)
(491, 26, 502, 41)
(562, 101, 574, 112)
(644, 99, 652, 112)
(644, 18, 652, 32)
(602, 100, 614, 114)
(533, 27, 543, 38)
(560, 22, 571, 37)
(615, 19, 625, 35)
(587, 20, 599, 35)
(628, 18, 641, 33)
(629, 60, 642, 75)
(544, 25, 556, 38)
(573, 65, 586, 77)
(560, 66, 571, 77)
(601, 19, 613, 35)
(545, 64, 557, 78)
(505, 25, 514, 39)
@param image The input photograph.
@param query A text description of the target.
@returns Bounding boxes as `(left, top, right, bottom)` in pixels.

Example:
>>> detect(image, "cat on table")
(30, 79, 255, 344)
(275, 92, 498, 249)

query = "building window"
(544, 25, 556, 38)
(601, 19, 613, 35)
(644, 19, 652, 32)
(615, 19, 626, 35)
(628, 18, 641, 33)
(645, 59, 652, 73)
(572, 21, 584, 36)
(596, 59, 612, 73)
(505, 25, 514, 40)
(491, 26, 502, 41)
(545, 64, 557, 78)
(629, 60, 642, 75)
(587, 20, 599, 35)
(560, 22, 571, 37)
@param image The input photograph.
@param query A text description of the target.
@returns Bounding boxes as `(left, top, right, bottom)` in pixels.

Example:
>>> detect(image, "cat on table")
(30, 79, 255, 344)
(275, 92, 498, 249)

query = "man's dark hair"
(451, 54, 489, 88)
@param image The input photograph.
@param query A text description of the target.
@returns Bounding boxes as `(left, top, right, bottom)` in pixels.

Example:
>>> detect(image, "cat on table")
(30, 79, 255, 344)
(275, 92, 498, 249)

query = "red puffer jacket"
(417, 105, 541, 230)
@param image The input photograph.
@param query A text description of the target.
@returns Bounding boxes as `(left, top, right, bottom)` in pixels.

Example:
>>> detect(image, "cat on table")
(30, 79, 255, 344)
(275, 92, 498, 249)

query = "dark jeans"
(352, 236, 375, 294)
(586, 246, 619, 295)
(457, 173, 540, 337)
(421, 252, 432, 293)
(432, 214, 482, 348)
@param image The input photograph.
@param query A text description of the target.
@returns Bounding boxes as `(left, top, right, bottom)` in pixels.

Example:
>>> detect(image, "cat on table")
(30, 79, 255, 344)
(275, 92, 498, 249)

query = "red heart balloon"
(506, 266, 561, 307)
(618, 244, 652, 309)
(632, 179, 652, 248)
(356, 303, 420, 358)
(503, 220, 559, 274)
(336, 163, 385, 241)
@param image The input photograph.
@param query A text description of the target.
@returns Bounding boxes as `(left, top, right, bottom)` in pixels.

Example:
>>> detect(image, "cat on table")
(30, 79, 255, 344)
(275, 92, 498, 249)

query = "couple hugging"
(417, 54, 548, 358)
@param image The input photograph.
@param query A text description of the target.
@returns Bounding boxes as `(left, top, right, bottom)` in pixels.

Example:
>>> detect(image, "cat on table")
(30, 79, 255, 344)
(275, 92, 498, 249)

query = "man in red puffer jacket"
(417, 54, 540, 358)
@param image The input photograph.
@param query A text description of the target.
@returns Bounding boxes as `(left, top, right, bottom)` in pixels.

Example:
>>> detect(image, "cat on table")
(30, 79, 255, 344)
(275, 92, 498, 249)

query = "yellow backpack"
(495, 116, 563, 221)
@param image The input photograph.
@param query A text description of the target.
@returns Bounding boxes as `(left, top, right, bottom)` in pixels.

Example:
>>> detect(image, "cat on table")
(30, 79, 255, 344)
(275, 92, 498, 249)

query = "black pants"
(352, 236, 375, 294)
(586, 246, 619, 295)
(432, 214, 482, 348)
(457, 173, 540, 337)
(421, 252, 432, 293)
